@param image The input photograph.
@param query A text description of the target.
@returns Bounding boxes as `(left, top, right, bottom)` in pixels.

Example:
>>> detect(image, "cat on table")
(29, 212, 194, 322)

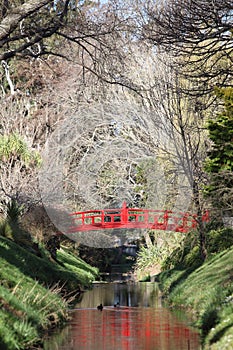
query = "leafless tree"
(121, 45, 214, 259)
(140, 0, 233, 93)
(0, 1, 219, 254)
(37, 48, 207, 248)
(0, 0, 139, 92)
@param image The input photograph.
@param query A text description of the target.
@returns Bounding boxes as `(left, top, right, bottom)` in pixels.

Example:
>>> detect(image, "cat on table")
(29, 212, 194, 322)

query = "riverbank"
(0, 236, 98, 349)
(158, 247, 233, 349)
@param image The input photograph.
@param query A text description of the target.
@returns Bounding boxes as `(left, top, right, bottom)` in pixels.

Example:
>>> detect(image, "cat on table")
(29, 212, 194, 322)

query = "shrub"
(206, 228, 233, 254)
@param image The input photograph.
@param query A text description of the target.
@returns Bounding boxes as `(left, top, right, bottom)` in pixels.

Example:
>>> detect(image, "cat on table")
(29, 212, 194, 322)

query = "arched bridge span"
(68, 202, 209, 234)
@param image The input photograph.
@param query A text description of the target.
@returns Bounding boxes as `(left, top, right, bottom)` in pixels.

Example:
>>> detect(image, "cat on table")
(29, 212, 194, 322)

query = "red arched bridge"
(68, 202, 209, 234)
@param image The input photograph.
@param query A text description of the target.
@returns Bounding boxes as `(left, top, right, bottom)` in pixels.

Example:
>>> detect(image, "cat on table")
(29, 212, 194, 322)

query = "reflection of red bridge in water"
(68, 202, 209, 234)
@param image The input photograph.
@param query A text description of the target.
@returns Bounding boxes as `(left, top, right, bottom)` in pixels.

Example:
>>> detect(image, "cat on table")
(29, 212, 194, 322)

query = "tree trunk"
(193, 181, 207, 261)
(144, 231, 153, 248)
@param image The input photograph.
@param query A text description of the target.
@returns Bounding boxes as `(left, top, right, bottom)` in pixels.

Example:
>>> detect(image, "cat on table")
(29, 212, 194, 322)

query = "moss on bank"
(158, 247, 233, 349)
(0, 236, 98, 349)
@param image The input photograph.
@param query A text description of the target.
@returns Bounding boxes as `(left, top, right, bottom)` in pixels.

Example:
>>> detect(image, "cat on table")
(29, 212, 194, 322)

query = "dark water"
(44, 282, 201, 350)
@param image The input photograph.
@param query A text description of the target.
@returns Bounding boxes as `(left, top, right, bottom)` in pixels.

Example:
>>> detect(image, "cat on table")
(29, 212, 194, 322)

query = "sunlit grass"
(206, 304, 233, 350)
(57, 247, 98, 287)
(0, 260, 68, 348)
(0, 236, 98, 349)
(159, 247, 233, 349)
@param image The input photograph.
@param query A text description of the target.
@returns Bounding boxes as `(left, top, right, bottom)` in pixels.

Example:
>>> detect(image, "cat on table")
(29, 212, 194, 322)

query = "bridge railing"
(125, 208, 198, 231)
(68, 201, 209, 233)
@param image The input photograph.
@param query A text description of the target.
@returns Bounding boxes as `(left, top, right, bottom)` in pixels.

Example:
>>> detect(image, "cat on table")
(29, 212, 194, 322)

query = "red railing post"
(101, 210, 105, 226)
(164, 210, 169, 229)
(121, 201, 128, 225)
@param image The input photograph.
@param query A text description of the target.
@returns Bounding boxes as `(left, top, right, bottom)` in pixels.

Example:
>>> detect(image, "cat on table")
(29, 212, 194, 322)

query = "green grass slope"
(159, 248, 233, 350)
(0, 236, 98, 349)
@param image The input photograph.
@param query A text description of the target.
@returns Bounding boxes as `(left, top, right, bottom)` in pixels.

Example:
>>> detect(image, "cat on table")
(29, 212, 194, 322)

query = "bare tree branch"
(0, 0, 52, 42)
(141, 0, 233, 90)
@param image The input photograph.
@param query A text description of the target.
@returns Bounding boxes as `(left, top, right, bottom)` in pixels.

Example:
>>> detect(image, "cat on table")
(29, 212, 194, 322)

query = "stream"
(43, 282, 201, 350)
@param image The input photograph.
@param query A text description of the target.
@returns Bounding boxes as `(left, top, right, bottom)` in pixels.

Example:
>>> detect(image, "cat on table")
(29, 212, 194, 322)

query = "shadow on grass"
(158, 263, 202, 294)
(57, 248, 98, 276)
(209, 324, 233, 344)
(0, 237, 82, 291)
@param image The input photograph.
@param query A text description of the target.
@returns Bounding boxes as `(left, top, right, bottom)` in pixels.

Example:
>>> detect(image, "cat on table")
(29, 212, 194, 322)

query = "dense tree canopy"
(206, 88, 233, 173)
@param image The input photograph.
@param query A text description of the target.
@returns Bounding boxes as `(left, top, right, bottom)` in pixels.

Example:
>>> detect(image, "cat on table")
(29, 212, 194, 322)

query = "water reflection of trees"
(44, 283, 200, 350)
(77, 282, 160, 309)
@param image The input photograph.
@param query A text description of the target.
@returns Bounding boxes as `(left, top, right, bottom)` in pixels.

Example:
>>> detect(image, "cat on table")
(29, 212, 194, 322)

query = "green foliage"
(0, 314, 19, 350)
(195, 285, 223, 337)
(0, 200, 35, 248)
(0, 219, 14, 239)
(157, 268, 189, 296)
(200, 305, 219, 338)
(0, 245, 66, 348)
(204, 87, 233, 212)
(135, 230, 186, 280)
(162, 227, 233, 271)
(162, 230, 201, 270)
(207, 89, 233, 167)
(0, 133, 41, 166)
(6, 199, 24, 223)
(0, 279, 66, 349)
(183, 245, 201, 267)
(136, 245, 161, 271)
(206, 228, 233, 254)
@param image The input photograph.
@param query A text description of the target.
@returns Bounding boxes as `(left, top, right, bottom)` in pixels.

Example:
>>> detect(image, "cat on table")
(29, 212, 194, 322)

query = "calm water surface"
(44, 282, 201, 350)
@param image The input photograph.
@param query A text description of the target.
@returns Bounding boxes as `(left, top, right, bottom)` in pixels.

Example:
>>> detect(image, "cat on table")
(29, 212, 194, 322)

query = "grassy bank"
(0, 236, 98, 349)
(158, 247, 233, 349)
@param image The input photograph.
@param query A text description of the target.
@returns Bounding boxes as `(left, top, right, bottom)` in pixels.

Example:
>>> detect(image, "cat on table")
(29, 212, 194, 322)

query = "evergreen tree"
(204, 87, 233, 215)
